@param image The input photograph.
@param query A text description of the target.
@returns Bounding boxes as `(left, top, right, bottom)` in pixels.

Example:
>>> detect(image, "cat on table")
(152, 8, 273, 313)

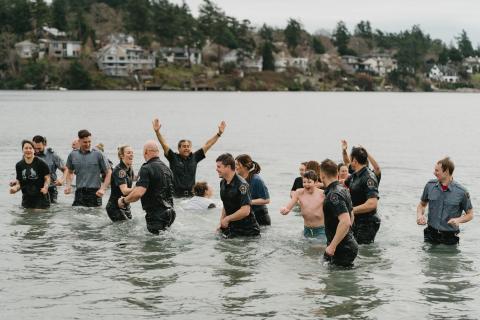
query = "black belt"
(427, 225, 457, 236)
(175, 190, 193, 197)
(77, 187, 98, 192)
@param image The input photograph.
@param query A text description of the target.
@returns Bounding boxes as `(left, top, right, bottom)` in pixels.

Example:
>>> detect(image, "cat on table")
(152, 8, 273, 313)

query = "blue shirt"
(421, 179, 473, 232)
(249, 174, 269, 212)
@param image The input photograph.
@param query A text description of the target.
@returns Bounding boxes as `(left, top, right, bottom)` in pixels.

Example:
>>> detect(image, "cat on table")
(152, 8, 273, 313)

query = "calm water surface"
(0, 91, 479, 319)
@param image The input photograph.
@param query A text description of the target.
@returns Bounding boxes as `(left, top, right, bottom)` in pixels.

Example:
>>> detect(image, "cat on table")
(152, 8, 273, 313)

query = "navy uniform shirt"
(324, 180, 355, 246)
(66, 148, 110, 189)
(345, 166, 379, 215)
(421, 179, 473, 232)
(136, 157, 174, 211)
(166, 149, 205, 193)
(108, 161, 134, 207)
(36, 148, 65, 186)
(249, 174, 270, 212)
(220, 174, 259, 232)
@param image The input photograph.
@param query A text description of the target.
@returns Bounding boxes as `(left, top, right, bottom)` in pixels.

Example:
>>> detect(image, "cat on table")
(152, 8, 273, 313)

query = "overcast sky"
(172, 0, 480, 46)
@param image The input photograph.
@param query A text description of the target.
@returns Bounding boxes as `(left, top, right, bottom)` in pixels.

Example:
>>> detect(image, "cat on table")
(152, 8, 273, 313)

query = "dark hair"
(21, 139, 35, 149)
(178, 139, 192, 148)
(306, 160, 321, 181)
(303, 170, 318, 182)
(216, 153, 235, 170)
(301, 162, 308, 166)
(337, 162, 347, 170)
(235, 154, 261, 182)
(32, 135, 47, 144)
(350, 147, 368, 165)
(321, 159, 338, 178)
(193, 181, 209, 197)
(437, 157, 455, 175)
(78, 129, 91, 139)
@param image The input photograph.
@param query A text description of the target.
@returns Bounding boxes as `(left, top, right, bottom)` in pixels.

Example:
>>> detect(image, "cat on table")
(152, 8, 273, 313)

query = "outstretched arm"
(152, 118, 170, 155)
(202, 121, 226, 154)
(367, 151, 381, 177)
(341, 140, 350, 165)
(280, 191, 299, 215)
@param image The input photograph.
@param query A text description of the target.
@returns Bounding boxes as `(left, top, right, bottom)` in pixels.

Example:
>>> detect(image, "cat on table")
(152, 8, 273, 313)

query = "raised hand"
(341, 139, 348, 151)
(218, 121, 226, 135)
(152, 118, 161, 132)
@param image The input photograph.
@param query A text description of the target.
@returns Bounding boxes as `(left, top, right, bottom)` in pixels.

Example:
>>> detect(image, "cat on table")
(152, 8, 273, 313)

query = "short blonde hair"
(117, 145, 131, 160)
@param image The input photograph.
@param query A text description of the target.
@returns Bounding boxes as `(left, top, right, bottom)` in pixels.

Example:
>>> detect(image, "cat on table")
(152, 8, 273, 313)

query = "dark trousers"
(253, 207, 271, 226)
(22, 194, 50, 209)
(106, 201, 132, 222)
(73, 188, 102, 207)
(424, 226, 459, 245)
(324, 239, 359, 267)
(48, 186, 58, 203)
(174, 189, 193, 198)
(352, 214, 381, 244)
(145, 208, 176, 234)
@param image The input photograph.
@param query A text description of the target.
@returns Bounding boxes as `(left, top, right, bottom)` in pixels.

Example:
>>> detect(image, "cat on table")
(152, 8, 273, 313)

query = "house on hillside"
(39, 39, 82, 59)
(15, 40, 38, 59)
(221, 49, 262, 72)
(362, 54, 397, 76)
(428, 65, 459, 83)
(463, 56, 480, 74)
(96, 40, 155, 77)
(274, 52, 309, 72)
(341, 55, 362, 74)
(158, 47, 202, 65)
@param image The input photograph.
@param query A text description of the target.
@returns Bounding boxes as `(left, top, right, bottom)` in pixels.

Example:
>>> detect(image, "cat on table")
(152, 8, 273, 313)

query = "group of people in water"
(9, 118, 474, 267)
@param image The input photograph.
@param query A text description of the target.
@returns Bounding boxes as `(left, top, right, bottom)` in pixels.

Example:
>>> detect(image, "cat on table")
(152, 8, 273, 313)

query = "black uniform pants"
(324, 240, 359, 267)
(48, 186, 58, 203)
(253, 207, 271, 226)
(22, 194, 50, 209)
(424, 226, 459, 245)
(145, 208, 176, 234)
(73, 188, 102, 207)
(106, 201, 132, 222)
(352, 214, 381, 244)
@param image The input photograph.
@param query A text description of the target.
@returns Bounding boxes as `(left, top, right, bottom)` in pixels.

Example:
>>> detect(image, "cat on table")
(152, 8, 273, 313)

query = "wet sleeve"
(330, 193, 350, 217)
(364, 176, 379, 199)
(98, 153, 109, 174)
(420, 184, 429, 202)
(66, 153, 74, 171)
(239, 182, 252, 206)
(251, 176, 269, 200)
(291, 177, 302, 191)
(166, 149, 175, 162)
(54, 153, 65, 170)
(194, 149, 206, 163)
(38, 158, 50, 177)
(135, 166, 150, 188)
(460, 190, 473, 212)
(344, 175, 352, 188)
(16, 162, 22, 181)
(113, 169, 127, 187)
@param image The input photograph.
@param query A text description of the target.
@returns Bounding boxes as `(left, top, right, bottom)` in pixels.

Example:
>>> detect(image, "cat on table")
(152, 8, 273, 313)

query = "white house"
(362, 54, 397, 76)
(341, 55, 362, 74)
(274, 53, 309, 72)
(429, 65, 459, 83)
(463, 56, 480, 74)
(38, 39, 82, 59)
(15, 40, 38, 59)
(96, 42, 155, 77)
(221, 50, 262, 72)
(158, 47, 202, 65)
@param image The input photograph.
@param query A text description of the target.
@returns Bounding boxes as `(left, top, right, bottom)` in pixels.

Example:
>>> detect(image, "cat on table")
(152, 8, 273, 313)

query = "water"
(0, 91, 479, 319)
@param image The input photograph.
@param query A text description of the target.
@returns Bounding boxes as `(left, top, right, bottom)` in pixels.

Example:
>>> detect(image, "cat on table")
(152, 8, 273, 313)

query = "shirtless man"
(280, 170, 326, 242)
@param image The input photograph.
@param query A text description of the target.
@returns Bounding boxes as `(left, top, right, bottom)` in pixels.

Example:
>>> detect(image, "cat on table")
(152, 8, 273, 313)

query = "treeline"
(1, 0, 479, 90)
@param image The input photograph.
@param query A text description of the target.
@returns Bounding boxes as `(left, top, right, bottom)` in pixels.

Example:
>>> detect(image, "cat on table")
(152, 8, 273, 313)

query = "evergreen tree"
(333, 21, 353, 55)
(262, 41, 275, 71)
(354, 20, 372, 39)
(259, 24, 274, 42)
(10, 0, 32, 35)
(456, 30, 474, 58)
(64, 61, 91, 89)
(51, 0, 67, 31)
(32, 0, 50, 32)
(438, 47, 449, 65)
(125, 0, 151, 38)
(311, 36, 325, 54)
(284, 18, 302, 50)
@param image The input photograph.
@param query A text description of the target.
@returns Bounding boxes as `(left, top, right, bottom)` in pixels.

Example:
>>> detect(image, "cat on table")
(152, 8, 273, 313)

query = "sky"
(173, 0, 480, 46)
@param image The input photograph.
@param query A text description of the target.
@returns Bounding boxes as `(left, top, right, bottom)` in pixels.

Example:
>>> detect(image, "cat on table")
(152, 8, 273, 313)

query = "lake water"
(0, 91, 479, 319)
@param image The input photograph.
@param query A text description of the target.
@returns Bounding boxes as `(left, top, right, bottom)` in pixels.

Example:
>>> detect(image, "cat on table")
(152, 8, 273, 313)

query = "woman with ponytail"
(235, 154, 271, 226)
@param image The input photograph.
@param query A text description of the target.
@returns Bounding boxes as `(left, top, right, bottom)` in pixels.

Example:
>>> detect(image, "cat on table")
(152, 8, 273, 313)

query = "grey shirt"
(36, 148, 65, 186)
(421, 179, 473, 232)
(66, 148, 110, 189)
